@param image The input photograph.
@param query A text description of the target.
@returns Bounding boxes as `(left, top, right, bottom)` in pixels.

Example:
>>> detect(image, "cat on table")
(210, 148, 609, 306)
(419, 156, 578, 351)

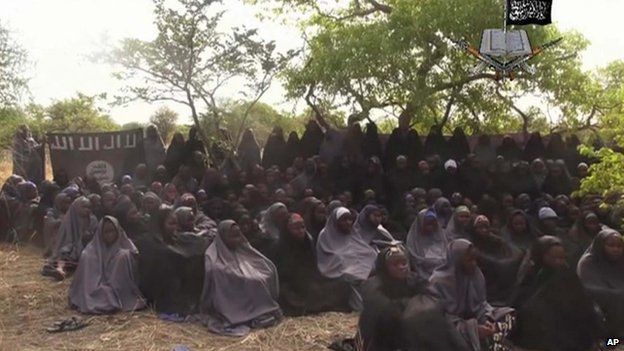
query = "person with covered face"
(429, 239, 515, 351)
(577, 229, 624, 336)
(509, 236, 604, 351)
(44, 196, 99, 280)
(316, 207, 378, 311)
(69, 216, 146, 314)
(275, 213, 351, 316)
(359, 244, 470, 351)
(200, 220, 282, 336)
(406, 209, 449, 280)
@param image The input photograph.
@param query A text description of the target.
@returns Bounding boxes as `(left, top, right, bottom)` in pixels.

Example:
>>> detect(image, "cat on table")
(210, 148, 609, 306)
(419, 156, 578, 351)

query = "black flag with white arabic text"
(507, 0, 553, 25)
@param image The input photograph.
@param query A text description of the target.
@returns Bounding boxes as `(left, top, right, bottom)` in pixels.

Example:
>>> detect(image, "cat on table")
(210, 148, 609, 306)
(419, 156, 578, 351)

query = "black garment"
(383, 128, 409, 171)
(284, 131, 301, 168)
(299, 120, 324, 159)
(446, 127, 471, 162)
(274, 232, 351, 316)
(423, 126, 447, 158)
(509, 237, 605, 350)
(509, 267, 604, 351)
(184, 127, 206, 164)
(546, 133, 566, 160)
(406, 129, 424, 169)
(523, 132, 546, 162)
(164, 133, 186, 178)
(262, 127, 288, 170)
(363, 122, 383, 159)
(135, 232, 207, 315)
(564, 134, 584, 171)
(472, 232, 523, 303)
(496, 136, 523, 161)
(359, 259, 469, 351)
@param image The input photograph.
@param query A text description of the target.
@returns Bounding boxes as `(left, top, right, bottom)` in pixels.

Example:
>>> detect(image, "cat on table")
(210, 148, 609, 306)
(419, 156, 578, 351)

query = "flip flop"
(46, 317, 89, 333)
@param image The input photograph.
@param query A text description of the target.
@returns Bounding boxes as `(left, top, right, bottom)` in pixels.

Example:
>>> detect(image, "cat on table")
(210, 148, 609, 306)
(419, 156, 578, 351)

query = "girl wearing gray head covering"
(353, 204, 394, 245)
(200, 220, 282, 336)
(406, 209, 448, 280)
(316, 207, 378, 311)
(429, 239, 514, 351)
(577, 229, 624, 335)
(316, 207, 378, 282)
(445, 205, 472, 240)
(69, 216, 146, 314)
(259, 202, 288, 241)
(45, 196, 99, 280)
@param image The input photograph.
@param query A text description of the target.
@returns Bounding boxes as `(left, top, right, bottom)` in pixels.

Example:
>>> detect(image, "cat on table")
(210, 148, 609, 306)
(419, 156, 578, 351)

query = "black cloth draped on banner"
(507, 0, 553, 25)
(47, 129, 146, 185)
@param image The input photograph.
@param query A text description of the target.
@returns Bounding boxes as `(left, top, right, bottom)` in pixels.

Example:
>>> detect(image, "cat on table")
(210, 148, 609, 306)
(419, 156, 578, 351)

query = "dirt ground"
(0, 244, 358, 351)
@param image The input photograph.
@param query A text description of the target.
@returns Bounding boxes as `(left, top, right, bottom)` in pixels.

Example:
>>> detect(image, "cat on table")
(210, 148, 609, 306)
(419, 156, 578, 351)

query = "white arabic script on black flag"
(507, 0, 553, 25)
(47, 129, 146, 184)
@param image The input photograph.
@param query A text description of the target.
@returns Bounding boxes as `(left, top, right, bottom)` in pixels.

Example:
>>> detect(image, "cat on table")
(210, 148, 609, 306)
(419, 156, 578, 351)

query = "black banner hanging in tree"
(507, 0, 553, 25)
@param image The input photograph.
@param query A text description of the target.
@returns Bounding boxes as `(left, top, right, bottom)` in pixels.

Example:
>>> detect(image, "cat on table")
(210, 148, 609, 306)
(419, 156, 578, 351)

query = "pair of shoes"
(46, 317, 89, 333)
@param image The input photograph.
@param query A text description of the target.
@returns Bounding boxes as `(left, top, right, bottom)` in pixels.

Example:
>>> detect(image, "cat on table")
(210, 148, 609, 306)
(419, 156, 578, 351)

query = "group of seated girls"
(0, 124, 620, 350)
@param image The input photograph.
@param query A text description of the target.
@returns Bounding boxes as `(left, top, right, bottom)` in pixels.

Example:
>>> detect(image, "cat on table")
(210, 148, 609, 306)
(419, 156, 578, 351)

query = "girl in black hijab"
(359, 244, 470, 351)
(284, 131, 301, 168)
(237, 128, 262, 173)
(509, 236, 604, 351)
(496, 135, 522, 162)
(165, 132, 186, 179)
(383, 128, 408, 171)
(362, 122, 383, 159)
(546, 132, 566, 160)
(523, 132, 546, 162)
(184, 126, 205, 164)
(447, 127, 471, 162)
(424, 125, 447, 158)
(262, 126, 287, 170)
(299, 119, 323, 159)
(275, 213, 351, 316)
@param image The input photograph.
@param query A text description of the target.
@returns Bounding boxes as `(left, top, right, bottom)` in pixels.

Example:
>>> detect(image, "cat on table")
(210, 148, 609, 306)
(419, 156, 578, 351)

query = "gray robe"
(69, 216, 146, 314)
(316, 207, 378, 282)
(199, 220, 282, 336)
(429, 239, 514, 351)
(406, 209, 449, 280)
(353, 204, 394, 245)
(50, 196, 98, 263)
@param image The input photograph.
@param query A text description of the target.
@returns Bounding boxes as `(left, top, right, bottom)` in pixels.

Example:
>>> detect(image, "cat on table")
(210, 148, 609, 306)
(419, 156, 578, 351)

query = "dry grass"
(0, 244, 358, 351)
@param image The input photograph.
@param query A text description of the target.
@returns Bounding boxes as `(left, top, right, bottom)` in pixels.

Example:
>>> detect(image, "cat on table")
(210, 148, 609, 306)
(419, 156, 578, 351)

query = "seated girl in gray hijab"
(316, 207, 378, 311)
(69, 216, 146, 314)
(577, 229, 624, 336)
(200, 220, 282, 336)
(429, 239, 515, 351)
(406, 209, 448, 280)
(43, 196, 98, 281)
